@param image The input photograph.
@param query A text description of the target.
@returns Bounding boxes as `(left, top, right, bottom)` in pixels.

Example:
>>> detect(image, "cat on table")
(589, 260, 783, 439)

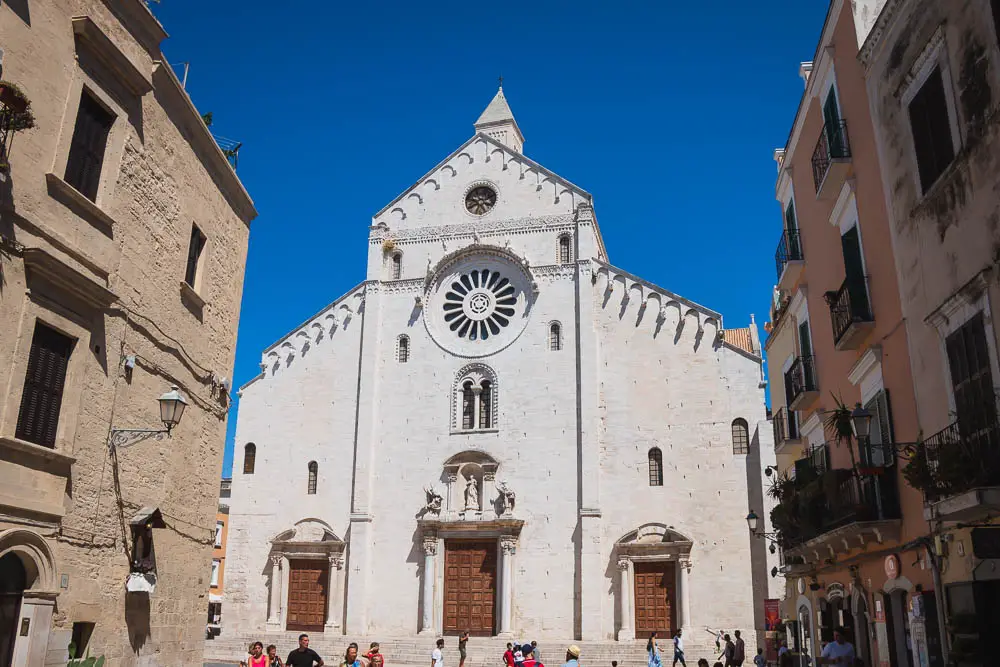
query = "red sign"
(764, 599, 781, 631)
(884, 554, 900, 580)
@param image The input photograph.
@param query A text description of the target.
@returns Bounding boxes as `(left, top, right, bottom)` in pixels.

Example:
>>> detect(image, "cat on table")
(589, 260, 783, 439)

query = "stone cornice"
(72, 16, 152, 95)
(859, 0, 904, 70)
(369, 214, 575, 244)
(592, 258, 723, 322)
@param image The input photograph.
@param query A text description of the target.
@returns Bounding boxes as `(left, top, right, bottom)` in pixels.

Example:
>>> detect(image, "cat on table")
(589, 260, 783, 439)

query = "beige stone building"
(0, 1, 256, 665)
(860, 0, 1000, 662)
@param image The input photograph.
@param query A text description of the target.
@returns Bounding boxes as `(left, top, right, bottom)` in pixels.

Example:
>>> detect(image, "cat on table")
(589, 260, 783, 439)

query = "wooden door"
(444, 541, 496, 636)
(286, 559, 328, 632)
(634, 560, 675, 638)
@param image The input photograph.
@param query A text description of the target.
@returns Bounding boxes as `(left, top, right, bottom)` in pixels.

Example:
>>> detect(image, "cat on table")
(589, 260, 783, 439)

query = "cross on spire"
(498, 74, 503, 89)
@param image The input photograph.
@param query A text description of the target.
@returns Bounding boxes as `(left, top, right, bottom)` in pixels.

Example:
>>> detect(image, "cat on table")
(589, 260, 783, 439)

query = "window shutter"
(185, 225, 206, 287)
(64, 92, 115, 202)
(946, 313, 997, 431)
(909, 67, 955, 192)
(15, 323, 75, 448)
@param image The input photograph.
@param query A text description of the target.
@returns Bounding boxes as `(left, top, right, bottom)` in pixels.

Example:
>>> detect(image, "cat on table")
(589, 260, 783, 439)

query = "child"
(754, 648, 766, 667)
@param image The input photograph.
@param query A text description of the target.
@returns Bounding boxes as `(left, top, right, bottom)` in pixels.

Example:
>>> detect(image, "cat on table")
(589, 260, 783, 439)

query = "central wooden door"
(286, 559, 328, 632)
(634, 560, 676, 638)
(444, 541, 496, 636)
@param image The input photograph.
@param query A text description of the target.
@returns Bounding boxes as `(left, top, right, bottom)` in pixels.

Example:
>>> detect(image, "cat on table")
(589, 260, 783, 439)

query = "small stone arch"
(451, 363, 499, 431)
(0, 529, 57, 592)
(442, 451, 500, 515)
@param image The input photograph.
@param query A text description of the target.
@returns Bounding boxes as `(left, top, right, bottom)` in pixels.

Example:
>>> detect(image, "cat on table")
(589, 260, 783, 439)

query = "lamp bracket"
(108, 428, 168, 451)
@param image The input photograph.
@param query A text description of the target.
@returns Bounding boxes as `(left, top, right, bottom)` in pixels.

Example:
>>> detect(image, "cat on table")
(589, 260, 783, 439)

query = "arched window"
(558, 235, 572, 264)
(391, 253, 402, 280)
(479, 381, 492, 429)
(732, 418, 750, 455)
(398, 335, 410, 363)
(307, 461, 318, 495)
(243, 443, 256, 475)
(549, 322, 562, 351)
(648, 447, 663, 486)
(461, 381, 475, 430)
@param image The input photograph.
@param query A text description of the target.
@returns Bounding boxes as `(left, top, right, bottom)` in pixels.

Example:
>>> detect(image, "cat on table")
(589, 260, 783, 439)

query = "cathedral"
(221, 87, 777, 649)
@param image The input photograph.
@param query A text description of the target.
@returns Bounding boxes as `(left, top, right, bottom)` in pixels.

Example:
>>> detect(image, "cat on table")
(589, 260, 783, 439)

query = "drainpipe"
(922, 538, 949, 666)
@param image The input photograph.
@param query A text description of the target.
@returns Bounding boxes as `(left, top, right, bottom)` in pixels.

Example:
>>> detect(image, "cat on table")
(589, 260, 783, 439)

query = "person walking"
(432, 638, 445, 667)
(339, 643, 362, 667)
(459, 632, 470, 667)
(287, 634, 325, 667)
(672, 629, 686, 667)
(648, 632, 663, 667)
(267, 645, 285, 667)
(720, 635, 735, 667)
(817, 628, 855, 667)
(562, 645, 581, 667)
(242, 642, 268, 667)
(733, 631, 746, 667)
(504, 644, 515, 667)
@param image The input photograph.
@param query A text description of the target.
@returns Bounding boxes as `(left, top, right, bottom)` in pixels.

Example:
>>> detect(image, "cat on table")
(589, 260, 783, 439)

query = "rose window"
(465, 186, 497, 215)
(443, 269, 516, 340)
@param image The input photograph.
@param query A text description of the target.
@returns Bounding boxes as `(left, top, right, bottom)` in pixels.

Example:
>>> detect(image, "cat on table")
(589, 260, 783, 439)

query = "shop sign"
(971, 527, 1000, 558)
(765, 599, 781, 630)
(884, 554, 900, 579)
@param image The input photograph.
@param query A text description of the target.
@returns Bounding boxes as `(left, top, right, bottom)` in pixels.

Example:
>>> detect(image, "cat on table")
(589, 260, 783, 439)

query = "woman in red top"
(242, 642, 268, 667)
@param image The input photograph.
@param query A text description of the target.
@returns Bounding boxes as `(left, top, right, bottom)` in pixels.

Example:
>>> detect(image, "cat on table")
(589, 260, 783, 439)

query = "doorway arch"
(0, 553, 27, 666)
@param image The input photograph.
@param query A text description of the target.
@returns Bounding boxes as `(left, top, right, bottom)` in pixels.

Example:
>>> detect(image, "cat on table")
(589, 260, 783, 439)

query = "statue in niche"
(464, 476, 480, 511)
(421, 486, 443, 516)
(496, 480, 516, 515)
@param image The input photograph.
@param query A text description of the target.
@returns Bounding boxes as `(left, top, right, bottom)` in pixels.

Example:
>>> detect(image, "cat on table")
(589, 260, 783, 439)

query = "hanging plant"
(0, 81, 29, 113)
(824, 393, 859, 471)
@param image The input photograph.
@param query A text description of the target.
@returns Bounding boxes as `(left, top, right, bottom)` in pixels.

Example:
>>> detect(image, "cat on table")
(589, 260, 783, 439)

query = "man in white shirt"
(817, 629, 854, 667)
(432, 638, 445, 667)
(672, 629, 686, 667)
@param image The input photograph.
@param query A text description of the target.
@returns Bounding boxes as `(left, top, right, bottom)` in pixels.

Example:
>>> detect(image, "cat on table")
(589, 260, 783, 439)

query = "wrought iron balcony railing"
(915, 413, 1000, 502)
(773, 407, 800, 448)
(812, 120, 851, 192)
(785, 356, 818, 408)
(828, 276, 873, 347)
(774, 228, 804, 283)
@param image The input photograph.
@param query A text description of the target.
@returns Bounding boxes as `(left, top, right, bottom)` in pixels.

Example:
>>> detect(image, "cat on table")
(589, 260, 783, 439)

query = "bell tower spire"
(474, 82, 525, 154)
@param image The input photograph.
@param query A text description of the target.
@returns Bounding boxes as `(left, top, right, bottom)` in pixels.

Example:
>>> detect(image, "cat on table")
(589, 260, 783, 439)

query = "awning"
(130, 507, 165, 529)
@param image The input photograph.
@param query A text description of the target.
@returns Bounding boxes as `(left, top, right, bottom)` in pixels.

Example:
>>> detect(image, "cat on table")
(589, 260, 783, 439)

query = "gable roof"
(723, 327, 757, 356)
(372, 132, 591, 221)
(475, 87, 518, 126)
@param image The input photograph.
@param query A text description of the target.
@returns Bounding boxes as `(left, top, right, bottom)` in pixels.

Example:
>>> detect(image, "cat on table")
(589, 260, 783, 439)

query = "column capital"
(329, 554, 344, 569)
(271, 554, 283, 568)
(446, 473, 459, 483)
(617, 558, 631, 570)
(500, 535, 517, 555)
(423, 538, 438, 556)
(483, 472, 496, 482)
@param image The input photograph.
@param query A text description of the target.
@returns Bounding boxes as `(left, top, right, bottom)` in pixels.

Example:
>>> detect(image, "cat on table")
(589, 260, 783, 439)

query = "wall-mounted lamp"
(108, 385, 188, 450)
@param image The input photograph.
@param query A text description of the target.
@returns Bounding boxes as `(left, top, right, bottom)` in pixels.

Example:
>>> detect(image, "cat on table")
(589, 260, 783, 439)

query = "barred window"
(243, 443, 256, 475)
(398, 335, 410, 363)
(732, 418, 750, 455)
(648, 447, 663, 486)
(391, 253, 402, 280)
(558, 235, 572, 264)
(549, 323, 562, 351)
(307, 461, 318, 495)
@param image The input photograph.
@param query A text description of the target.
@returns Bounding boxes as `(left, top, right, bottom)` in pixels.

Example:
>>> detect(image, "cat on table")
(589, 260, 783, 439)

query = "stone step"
(205, 633, 722, 667)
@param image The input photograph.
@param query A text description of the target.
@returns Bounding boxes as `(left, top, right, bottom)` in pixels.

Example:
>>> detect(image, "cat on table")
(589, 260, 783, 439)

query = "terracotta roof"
(723, 327, 756, 356)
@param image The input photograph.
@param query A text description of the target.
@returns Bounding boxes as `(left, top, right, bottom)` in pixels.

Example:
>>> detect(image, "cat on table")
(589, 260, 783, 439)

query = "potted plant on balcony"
(0, 81, 29, 113)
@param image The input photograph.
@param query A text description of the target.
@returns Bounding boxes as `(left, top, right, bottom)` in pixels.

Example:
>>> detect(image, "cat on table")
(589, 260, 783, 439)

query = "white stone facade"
(224, 90, 774, 643)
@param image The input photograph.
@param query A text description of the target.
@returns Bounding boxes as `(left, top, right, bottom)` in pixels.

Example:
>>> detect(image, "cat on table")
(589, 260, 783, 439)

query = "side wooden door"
(286, 559, 328, 632)
(634, 560, 676, 638)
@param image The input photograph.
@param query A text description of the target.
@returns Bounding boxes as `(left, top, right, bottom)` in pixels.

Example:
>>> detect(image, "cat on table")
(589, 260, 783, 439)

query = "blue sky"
(148, 1, 829, 477)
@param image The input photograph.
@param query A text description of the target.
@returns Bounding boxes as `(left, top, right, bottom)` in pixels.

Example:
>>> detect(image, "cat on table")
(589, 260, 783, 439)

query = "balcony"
(775, 229, 804, 291)
(827, 277, 873, 350)
(775, 447, 901, 563)
(772, 407, 803, 456)
(784, 356, 818, 411)
(812, 120, 852, 198)
(907, 415, 1000, 523)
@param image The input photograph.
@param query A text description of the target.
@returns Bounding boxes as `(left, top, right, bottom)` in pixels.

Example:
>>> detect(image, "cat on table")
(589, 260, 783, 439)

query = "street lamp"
(157, 385, 188, 433)
(850, 402, 873, 441)
(746, 510, 760, 534)
(109, 385, 189, 450)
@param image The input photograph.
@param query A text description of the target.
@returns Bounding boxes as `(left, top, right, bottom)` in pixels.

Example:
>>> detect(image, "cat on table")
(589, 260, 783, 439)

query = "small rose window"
(465, 186, 497, 215)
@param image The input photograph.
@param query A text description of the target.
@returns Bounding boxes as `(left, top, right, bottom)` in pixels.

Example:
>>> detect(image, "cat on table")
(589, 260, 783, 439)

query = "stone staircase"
(205, 633, 721, 667)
